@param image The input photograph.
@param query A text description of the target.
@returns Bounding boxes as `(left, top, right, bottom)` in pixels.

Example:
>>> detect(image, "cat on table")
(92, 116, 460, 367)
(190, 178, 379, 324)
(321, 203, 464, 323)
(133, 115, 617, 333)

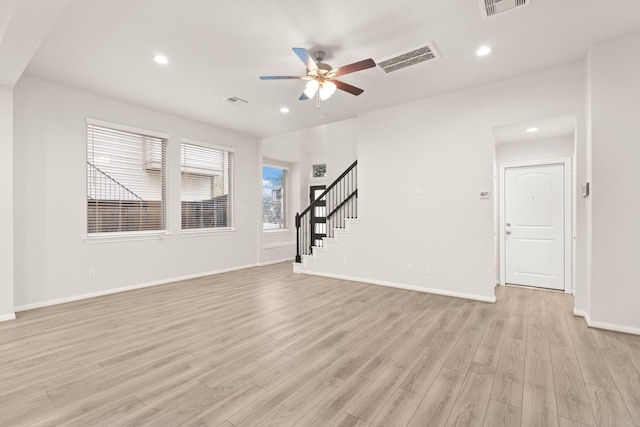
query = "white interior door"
(505, 164, 564, 290)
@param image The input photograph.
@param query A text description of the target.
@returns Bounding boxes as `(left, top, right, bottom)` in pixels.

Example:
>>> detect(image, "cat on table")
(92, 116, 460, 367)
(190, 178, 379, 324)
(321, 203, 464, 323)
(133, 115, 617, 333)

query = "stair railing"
(295, 160, 357, 263)
(87, 161, 143, 201)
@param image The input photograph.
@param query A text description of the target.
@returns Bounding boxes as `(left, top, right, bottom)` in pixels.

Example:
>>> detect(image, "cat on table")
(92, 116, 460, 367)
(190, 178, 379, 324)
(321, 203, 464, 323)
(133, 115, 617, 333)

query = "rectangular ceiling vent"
(378, 43, 439, 74)
(481, 0, 529, 18)
(223, 96, 249, 106)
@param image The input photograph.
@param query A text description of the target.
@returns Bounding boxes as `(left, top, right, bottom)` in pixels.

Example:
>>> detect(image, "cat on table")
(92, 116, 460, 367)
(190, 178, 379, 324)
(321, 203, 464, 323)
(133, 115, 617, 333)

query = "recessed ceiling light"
(153, 55, 169, 65)
(280, 107, 289, 114)
(526, 127, 539, 133)
(476, 46, 492, 57)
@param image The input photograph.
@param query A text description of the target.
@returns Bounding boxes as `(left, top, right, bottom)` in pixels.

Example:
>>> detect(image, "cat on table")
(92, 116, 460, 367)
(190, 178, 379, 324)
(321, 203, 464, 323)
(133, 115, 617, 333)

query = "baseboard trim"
(0, 313, 16, 322)
(573, 307, 587, 318)
(257, 258, 294, 267)
(573, 308, 640, 336)
(301, 270, 496, 303)
(14, 263, 258, 312)
(261, 242, 295, 250)
(587, 319, 640, 336)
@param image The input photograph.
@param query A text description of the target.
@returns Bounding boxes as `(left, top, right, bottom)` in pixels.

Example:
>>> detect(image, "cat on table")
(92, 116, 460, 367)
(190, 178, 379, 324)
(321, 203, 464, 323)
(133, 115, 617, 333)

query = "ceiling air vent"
(481, 0, 529, 18)
(223, 96, 249, 106)
(378, 44, 439, 74)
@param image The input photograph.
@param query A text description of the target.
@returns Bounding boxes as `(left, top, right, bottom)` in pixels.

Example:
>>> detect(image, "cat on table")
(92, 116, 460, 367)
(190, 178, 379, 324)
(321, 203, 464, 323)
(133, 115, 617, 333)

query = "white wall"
(326, 119, 358, 183)
(495, 135, 574, 164)
(259, 119, 358, 265)
(588, 33, 640, 332)
(13, 76, 260, 309)
(304, 63, 585, 302)
(0, 85, 14, 320)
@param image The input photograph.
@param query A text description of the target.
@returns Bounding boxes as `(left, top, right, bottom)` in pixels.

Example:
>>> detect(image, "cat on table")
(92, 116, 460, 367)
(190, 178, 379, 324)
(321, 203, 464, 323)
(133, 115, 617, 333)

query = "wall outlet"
(88, 269, 96, 279)
(416, 167, 423, 176)
(415, 186, 422, 194)
(406, 264, 412, 273)
(229, 250, 234, 259)
(343, 257, 348, 265)
(426, 266, 433, 275)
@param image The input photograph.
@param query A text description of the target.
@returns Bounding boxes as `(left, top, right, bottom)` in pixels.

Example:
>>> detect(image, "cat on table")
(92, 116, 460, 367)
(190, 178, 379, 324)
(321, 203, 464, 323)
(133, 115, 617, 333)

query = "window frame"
(179, 138, 235, 236)
(85, 118, 169, 242)
(262, 161, 290, 233)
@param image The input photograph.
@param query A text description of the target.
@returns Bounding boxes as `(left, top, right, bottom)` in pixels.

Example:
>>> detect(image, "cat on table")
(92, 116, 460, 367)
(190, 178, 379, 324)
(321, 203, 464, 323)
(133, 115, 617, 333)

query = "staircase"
(295, 160, 358, 267)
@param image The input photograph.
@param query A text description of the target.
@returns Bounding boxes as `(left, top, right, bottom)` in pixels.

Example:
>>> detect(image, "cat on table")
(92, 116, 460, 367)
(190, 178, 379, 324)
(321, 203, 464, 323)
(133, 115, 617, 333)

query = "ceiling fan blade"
(299, 92, 310, 101)
(260, 76, 304, 80)
(334, 80, 364, 96)
(292, 47, 318, 71)
(332, 58, 376, 77)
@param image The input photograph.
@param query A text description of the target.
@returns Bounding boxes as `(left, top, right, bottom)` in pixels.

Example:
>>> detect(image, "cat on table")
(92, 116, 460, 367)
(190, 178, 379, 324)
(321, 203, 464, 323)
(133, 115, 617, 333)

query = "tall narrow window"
(181, 140, 233, 230)
(262, 165, 288, 230)
(87, 121, 167, 235)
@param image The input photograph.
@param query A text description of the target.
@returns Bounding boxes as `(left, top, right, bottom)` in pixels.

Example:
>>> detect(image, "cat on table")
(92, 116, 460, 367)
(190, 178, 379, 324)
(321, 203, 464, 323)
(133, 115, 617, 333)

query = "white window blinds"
(180, 141, 233, 230)
(87, 122, 167, 235)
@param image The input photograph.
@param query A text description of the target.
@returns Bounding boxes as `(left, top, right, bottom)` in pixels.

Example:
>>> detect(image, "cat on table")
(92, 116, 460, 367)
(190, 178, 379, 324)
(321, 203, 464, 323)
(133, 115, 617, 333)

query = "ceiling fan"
(260, 48, 376, 102)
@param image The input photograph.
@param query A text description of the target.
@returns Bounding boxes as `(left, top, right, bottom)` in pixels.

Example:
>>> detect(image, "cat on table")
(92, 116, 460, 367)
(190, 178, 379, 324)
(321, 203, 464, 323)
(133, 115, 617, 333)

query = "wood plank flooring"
(1, 263, 639, 426)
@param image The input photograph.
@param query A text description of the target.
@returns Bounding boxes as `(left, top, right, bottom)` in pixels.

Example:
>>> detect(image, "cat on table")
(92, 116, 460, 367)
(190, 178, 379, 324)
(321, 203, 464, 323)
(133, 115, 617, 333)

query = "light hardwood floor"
(1, 263, 639, 426)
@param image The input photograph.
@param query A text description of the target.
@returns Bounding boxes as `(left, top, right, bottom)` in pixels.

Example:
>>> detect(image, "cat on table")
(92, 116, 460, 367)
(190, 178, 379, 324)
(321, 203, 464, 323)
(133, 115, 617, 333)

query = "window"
(312, 163, 327, 178)
(87, 120, 166, 235)
(262, 165, 288, 230)
(181, 140, 233, 230)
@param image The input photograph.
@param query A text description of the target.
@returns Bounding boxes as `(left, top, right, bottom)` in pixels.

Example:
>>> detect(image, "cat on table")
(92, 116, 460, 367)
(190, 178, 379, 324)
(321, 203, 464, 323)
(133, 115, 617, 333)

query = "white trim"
(573, 307, 587, 317)
(180, 137, 235, 153)
(300, 270, 496, 303)
(498, 157, 572, 293)
(573, 308, 640, 336)
(0, 313, 16, 322)
(85, 117, 170, 140)
(261, 241, 295, 250)
(14, 263, 257, 312)
(263, 159, 291, 170)
(262, 229, 291, 234)
(180, 228, 236, 238)
(257, 258, 294, 267)
(85, 231, 171, 244)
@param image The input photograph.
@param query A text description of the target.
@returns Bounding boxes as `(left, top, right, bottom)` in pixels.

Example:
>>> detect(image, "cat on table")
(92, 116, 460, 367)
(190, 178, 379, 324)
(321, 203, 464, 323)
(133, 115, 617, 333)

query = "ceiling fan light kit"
(260, 47, 376, 103)
(319, 81, 336, 100)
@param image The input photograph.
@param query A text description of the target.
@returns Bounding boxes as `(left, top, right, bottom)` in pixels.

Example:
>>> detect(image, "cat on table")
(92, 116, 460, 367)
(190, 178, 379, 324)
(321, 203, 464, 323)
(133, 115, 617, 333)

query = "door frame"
(499, 157, 572, 293)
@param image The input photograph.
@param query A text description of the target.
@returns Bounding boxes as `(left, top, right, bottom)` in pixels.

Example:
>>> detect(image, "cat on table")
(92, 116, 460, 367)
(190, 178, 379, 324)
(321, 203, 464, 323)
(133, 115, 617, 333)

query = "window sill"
(263, 228, 290, 234)
(180, 228, 236, 238)
(85, 231, 171, 244)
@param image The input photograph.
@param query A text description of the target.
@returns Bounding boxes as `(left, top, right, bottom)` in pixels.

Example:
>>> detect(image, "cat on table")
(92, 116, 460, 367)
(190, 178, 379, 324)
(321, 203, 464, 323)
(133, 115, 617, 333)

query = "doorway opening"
(493, 115, 576, 293)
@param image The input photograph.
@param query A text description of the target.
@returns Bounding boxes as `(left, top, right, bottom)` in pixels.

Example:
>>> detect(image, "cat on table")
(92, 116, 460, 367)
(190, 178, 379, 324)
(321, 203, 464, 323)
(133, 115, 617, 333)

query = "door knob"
(506, 230, 511, 235)
(506, 222, 511, 226)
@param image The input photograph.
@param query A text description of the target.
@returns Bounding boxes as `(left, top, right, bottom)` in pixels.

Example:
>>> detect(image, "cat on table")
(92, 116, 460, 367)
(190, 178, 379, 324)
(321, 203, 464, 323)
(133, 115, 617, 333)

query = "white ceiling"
(493, 115, 576, 145)
(5, 0, 640, 138)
